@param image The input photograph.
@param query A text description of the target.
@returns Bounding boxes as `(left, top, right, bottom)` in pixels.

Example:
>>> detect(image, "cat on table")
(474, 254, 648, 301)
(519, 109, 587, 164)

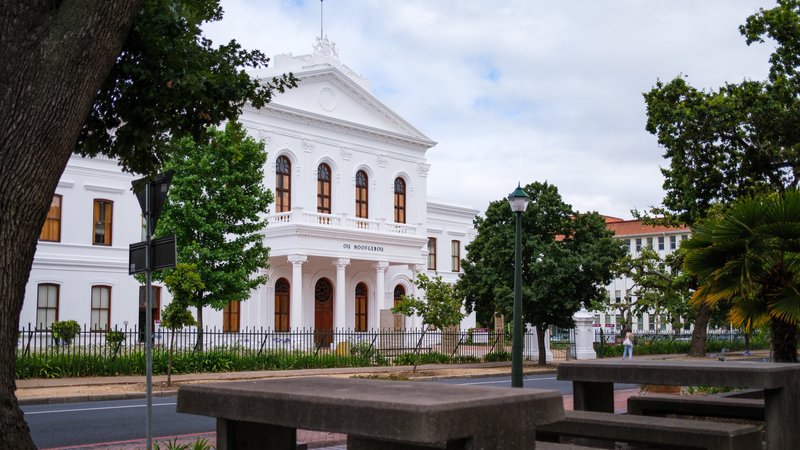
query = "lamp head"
(508, 183, 530, 213)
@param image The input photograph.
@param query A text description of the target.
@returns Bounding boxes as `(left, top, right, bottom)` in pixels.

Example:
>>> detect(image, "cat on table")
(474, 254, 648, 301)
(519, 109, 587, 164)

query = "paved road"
(23, 373, 637, 449)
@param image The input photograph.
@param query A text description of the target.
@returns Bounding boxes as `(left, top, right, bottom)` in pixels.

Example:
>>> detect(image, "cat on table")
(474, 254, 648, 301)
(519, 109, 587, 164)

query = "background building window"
(670, 235, 677, 250)
(658, 236, 665, 250)
(394, 177, 406, 223)
(317, 163, 331, 214)
(276, 156, 291, 213)
(355, 282, 368, 331)
(451, 240, 461, 272)
(623, 239, 630, 253)
(635, 238, 642, 252)
(355, 170, 368, 218)
(91, 285, 111, 331)
(223, 301, 240, 333)
(274, 278, 290, 332)
(93, 199, 113, 246)
(40, 194, 62, 242)
(36, 283, 59, 329)
(427, 237, 437, 270)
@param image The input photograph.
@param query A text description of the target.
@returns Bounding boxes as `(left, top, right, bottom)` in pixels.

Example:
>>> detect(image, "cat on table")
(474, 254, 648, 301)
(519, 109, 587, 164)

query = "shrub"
(51, 320, 81, 345)
(484, 351, 512, 362)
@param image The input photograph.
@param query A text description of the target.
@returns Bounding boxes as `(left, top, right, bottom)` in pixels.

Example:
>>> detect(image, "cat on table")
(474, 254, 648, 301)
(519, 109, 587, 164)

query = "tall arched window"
(355, 170, 368, 219)
(275, 156, 291, 213)
(355, 283, 368, 331)
(317, 163, 331, 214)
(275, 278, 290, 332)
(393, 285, 406, 307)
(394, 178, 406, 224)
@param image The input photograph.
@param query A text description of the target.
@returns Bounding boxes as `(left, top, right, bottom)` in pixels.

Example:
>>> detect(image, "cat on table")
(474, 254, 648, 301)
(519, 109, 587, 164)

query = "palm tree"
(683, 191, 800, 362)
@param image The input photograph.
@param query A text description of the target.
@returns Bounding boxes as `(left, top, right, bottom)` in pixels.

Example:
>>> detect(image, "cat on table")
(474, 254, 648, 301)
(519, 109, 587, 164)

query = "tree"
(615, 248, 699, 348)
(162, 263, 202, 386)
(392, 273, 466, 370)
(641, 0, 800, 355)
(154, 122, 272, 350)
(683, 190, 800, 362)
(458, 182, 624, 365)
(0, 2, 293, 447)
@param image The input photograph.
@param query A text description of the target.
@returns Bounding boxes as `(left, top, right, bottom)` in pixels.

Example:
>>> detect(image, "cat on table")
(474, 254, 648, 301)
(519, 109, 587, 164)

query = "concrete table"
(558, 359, 800, 450)
(177, 376, 564, 449)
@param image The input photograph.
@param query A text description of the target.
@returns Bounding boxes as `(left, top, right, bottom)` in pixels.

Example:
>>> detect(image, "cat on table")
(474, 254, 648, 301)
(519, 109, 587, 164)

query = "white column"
(334, 258, 350, 330)
(373, 261, 389, 329)
(288, 255, 307, 330)
(573, 304, 597, 360)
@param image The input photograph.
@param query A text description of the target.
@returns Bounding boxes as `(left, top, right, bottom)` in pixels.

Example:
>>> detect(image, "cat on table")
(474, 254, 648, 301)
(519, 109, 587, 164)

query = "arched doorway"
(393, 284, 406, 331)
(314, 278, 333, 346)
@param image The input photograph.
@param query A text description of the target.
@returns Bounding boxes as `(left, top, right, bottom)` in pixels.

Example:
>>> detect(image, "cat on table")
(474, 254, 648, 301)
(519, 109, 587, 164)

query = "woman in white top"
(622, 329, 634, 360)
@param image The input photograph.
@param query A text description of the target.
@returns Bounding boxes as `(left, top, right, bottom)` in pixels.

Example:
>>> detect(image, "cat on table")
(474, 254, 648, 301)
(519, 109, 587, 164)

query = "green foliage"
(683, 190, 800, 361)
(155, 122, 272, 334)
(154, 437, 213, 450)
(51, 321, 81, 345)
(76, 0, 297, 175)
(392, 273, 465, 330)
(643, 0, 800, 227)
(105, 331, 125, 345)
(459, 182, 625, 332)
(484, 351, 512, 362)
(163, 263, 205, 314)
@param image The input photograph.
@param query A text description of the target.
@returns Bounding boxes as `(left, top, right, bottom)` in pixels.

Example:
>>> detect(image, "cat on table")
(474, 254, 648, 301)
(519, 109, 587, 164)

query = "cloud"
(205, 0, 776, 218)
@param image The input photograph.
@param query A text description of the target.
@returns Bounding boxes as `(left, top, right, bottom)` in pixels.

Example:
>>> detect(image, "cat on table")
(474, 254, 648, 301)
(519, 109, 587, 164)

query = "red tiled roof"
(605, 219, 689, 237)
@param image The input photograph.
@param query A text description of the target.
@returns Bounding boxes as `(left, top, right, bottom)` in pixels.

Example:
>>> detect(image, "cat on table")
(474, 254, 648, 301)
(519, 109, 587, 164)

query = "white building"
(21, 37, 478, 336)
(598, 216, 691, 334)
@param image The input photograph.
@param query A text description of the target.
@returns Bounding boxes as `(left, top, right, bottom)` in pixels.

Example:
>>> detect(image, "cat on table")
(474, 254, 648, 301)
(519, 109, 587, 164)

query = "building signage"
(342, 243, 384, 252)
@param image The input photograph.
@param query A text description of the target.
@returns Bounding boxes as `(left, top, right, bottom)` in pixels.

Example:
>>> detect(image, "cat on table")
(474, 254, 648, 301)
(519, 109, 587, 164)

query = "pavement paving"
(17, 350, 770, 449)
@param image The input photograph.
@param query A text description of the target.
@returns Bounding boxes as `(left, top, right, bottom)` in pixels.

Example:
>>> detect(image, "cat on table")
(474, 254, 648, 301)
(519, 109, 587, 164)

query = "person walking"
(622, 329, 634, 360)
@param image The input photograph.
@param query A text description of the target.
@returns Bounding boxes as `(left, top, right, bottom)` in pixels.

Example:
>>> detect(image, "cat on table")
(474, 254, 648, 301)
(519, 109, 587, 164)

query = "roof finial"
(320, 0, 324, 41)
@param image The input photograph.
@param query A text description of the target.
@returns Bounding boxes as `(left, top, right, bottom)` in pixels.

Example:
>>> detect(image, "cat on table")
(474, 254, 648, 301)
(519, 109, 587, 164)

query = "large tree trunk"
(194, 306, 204, 352)
(771, 316, 798, 363)
(0, 3, 141, 448)
(536, 325, 547, 365)
(688, 302, 710, 357)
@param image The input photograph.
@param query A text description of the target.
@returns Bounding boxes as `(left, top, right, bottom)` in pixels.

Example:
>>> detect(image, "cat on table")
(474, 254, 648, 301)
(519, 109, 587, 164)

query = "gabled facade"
(20, 37, 478, 334)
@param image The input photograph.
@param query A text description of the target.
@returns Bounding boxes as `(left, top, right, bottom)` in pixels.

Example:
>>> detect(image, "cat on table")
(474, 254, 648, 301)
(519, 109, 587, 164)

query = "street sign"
(132, 170, 174, 233)
(128, 235, 177, 274)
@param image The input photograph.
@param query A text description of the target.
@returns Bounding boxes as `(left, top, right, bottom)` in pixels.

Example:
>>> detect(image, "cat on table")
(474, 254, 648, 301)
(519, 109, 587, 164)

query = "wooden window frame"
(451, 240, 461, 272)
(40, 194, 62, 242)
(90, 285, 111, 332)
(36, 283, 59, 330)
(355, 282, 368, 332)
(223, 301, 241, 333)
(276, 156, 292, 213)
(427, 237, 437, 271)
(355, 170, 369, 219)
(394, 177, 406, 224)
(92, 199, 113, 246)
(274, 278, 290, 332)
(317, 163, 332, 214)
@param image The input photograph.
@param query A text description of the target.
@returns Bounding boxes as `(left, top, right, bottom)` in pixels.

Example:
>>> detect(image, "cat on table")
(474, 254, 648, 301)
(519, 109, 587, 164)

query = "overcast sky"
(204, 0, 776, 219)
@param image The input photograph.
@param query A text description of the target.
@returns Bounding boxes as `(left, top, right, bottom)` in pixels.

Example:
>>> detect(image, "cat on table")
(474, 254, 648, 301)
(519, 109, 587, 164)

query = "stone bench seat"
(628, 394, 764, 420)
(177, 376, 564, 449)
(537, 410, 761, 450)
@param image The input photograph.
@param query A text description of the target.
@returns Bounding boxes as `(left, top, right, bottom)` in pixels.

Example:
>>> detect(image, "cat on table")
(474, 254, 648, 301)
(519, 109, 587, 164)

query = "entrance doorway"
(314, 278, 333, 346)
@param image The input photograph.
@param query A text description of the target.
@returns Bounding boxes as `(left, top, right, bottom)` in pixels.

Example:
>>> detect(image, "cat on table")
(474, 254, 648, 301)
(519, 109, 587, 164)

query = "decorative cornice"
(288, 254, 308, 265)
(264, 224, 427, 248)
(418, 162, 431, 178)
(243, 104, 435, 151)
(84, 184, 126, 195)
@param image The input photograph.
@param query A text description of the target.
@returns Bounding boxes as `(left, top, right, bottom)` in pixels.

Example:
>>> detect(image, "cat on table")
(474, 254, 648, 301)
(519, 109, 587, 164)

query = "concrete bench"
(537, 410, 761, 450)
(177, 376, 564, 449)
(628, 394, 764, 420)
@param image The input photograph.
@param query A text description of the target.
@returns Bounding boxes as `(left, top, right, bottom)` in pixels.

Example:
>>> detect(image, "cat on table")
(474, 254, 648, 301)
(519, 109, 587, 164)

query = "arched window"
(355, 170, 368, 219)
(394, 178, 406, 224)
(317, 163, 332, 214)
(393, 285, 406, 307)
(275, 278, 290, 332)
(275, 156, 291, 213)
(355, 283, 368, 331)
(36, 283, 59, 330)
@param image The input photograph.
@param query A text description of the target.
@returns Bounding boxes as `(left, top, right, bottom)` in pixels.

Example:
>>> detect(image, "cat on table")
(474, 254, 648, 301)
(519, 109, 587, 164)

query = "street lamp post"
(508, 184, 530, 388)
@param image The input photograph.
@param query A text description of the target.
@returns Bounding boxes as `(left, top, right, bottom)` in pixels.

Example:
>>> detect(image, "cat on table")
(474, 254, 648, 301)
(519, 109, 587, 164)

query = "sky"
(203, 0, 777, 219)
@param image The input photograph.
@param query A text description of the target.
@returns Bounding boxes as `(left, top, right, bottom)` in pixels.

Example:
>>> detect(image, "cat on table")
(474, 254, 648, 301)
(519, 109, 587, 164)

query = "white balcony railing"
(267, 208, 418, 235)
